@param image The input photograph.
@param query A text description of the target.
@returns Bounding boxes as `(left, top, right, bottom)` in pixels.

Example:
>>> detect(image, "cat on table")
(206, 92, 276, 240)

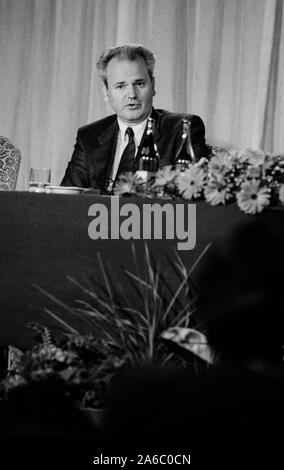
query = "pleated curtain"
(0, 0, 283, 190)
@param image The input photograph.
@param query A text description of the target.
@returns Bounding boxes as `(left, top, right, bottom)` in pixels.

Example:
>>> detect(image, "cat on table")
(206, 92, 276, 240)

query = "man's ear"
(100, 82, 109, 103)
(152, 76, 156, 96)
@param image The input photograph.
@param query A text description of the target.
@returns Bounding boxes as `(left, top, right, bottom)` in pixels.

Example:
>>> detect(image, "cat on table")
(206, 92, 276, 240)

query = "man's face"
(102, 57, 155, 125)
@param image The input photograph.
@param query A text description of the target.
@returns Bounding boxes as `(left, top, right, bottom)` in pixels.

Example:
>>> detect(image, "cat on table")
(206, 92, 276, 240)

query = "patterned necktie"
(117, 127, 135, 175)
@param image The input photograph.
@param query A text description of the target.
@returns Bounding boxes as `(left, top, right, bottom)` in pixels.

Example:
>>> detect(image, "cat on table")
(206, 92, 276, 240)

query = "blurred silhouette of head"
(196, 210, 284, 366)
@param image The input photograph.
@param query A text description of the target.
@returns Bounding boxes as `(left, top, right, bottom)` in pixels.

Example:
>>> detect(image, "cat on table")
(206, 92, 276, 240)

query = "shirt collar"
(117, 114, 150, 143)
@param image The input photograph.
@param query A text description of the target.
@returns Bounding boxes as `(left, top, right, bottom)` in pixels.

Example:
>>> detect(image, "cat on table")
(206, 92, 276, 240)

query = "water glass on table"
(29, 168, 51, 193)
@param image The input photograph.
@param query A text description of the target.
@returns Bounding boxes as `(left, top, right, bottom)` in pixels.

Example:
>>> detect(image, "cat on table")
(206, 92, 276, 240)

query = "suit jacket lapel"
(151, 107, 161, 144)
(92, 119, 118, 187)
(97, 119, 118, 148)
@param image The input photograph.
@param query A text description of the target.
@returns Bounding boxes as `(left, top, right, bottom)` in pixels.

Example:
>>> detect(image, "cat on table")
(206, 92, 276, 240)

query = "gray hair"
(96, 43, 156, 86)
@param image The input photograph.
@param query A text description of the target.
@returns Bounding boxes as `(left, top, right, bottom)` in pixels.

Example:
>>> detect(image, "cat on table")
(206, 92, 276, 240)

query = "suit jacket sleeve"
(61, 130, 91, 187)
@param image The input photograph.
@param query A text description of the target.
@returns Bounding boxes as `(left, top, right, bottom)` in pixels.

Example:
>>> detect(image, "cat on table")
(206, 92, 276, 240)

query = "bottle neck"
(174, 118, 195, 169)
(136, 120, 159, 175)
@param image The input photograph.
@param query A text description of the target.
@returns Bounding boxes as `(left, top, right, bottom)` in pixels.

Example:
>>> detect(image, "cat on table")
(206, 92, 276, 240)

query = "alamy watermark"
(88, 197, 196, 251)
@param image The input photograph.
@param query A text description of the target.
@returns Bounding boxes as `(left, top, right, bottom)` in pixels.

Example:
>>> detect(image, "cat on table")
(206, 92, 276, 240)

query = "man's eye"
(115, 84, 125, 89)
(136, 82, 145, 88)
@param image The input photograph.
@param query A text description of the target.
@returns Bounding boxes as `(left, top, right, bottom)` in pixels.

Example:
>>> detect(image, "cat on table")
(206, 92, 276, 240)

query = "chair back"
(206, 144, 229, 157)
(0, 136, 21, 190)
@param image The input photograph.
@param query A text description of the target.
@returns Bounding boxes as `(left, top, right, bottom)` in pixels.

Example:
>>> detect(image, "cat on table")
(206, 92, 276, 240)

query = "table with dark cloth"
(0, 192, 249, 349)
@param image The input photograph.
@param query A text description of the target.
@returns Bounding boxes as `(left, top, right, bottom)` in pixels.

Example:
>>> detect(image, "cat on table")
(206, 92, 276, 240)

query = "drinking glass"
(29, 168, 51, 193)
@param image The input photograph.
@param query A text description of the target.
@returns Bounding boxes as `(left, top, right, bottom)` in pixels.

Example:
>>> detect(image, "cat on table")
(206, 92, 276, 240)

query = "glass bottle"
(174, 118, 195, 171)
(136, 117, 160, 182)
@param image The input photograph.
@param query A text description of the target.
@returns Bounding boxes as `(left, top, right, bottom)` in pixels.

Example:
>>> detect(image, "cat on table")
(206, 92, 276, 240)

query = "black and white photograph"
(0, 0, 284, 466)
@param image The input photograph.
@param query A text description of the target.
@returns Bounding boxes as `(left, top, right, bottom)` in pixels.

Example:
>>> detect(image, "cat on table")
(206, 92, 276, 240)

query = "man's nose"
(127, 84, 138, 99)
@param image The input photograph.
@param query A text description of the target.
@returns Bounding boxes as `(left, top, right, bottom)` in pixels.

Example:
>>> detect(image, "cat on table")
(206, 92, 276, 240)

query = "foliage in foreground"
(3, 245, 210, 409)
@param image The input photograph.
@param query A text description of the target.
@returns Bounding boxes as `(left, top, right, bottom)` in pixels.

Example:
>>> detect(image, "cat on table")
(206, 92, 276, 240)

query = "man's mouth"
(126, 103, 141, 109)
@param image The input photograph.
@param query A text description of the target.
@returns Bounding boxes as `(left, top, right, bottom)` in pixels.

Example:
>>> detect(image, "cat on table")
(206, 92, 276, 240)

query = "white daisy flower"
(113, 172, 143, 196)
(236, 180, 270, 214)
(238, 148, 266, 167)
(176, 166, 206, 200)
(204, 176, 229, 206)
(208, 151, 236, 173)
(153, 165, 176, 187)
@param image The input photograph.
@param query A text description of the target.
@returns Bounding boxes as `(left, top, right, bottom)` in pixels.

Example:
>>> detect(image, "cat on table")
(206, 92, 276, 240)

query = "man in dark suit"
(61, 43, 209, 192)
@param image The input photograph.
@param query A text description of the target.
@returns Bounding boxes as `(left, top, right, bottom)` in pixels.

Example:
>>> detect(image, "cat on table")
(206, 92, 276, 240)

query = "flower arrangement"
(113, 148, 284, 215)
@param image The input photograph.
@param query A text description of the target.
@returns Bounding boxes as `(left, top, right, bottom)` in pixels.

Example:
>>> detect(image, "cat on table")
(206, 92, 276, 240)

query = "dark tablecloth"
(0, 192, 248, 349)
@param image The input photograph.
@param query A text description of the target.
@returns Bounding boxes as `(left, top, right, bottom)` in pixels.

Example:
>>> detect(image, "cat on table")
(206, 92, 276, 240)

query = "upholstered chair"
(0, 136, 21, 190)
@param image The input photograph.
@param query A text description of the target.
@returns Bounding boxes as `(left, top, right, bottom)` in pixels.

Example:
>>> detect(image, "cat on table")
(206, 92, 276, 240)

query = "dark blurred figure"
(103, 210, 284, 462)
(196, 208, 284, 367)
(0, 383, 102, 467)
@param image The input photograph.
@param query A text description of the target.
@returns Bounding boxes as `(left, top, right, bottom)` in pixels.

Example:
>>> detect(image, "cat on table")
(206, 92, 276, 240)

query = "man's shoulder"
(77, 114, 117, 136)
(155, 108, 197, 121)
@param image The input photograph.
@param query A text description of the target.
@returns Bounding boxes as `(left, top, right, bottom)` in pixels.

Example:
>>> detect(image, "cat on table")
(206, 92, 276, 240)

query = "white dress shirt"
(110, 117, 149, 182)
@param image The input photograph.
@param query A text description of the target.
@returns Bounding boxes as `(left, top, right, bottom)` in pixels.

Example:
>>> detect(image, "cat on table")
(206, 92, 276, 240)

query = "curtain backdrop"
(1, 0, 284, 190)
